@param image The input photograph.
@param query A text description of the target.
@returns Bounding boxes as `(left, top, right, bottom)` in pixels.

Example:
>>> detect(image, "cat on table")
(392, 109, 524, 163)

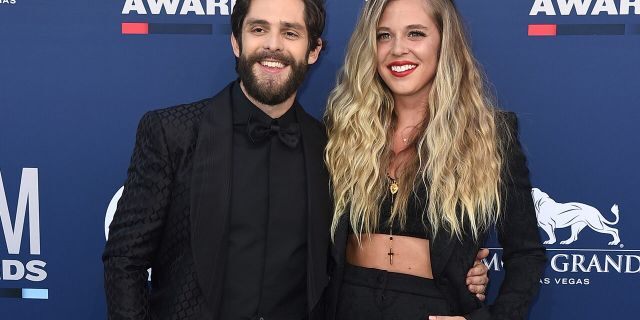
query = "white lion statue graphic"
(531, 188, 620, 246)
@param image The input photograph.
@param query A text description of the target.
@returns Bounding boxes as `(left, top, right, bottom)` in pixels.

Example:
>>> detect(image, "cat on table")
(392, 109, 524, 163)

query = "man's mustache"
(246, 51, 295, 66)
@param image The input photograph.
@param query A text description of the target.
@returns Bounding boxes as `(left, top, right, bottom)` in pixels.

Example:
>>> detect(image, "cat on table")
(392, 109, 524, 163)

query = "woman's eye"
(377, 33, 391, 40)
(408, 30, 427, 38)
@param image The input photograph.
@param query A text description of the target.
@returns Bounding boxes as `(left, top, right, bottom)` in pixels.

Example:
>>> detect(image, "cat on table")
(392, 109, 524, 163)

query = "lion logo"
(532, 188, 621, 246)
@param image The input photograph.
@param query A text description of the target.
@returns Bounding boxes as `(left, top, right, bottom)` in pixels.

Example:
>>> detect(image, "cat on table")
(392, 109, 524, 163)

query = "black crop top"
(349, 189, 431, 239)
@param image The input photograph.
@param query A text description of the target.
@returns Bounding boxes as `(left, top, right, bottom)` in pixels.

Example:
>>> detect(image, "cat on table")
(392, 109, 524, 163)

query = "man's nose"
(264, 32, 284, 51)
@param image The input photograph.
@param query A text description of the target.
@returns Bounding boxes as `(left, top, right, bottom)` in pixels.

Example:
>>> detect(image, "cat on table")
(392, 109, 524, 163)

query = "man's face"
(232, 0, 321, 106)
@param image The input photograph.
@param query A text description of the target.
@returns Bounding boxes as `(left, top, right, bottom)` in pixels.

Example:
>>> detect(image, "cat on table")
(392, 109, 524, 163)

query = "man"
(103, 0, 489, 319)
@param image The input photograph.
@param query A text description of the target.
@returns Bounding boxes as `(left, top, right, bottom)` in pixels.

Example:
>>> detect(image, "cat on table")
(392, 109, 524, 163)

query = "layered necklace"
(387, 176, 399, 265)
(398, 124, 418, 145)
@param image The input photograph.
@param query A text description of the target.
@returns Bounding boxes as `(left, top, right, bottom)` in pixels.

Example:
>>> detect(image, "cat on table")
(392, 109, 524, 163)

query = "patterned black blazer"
(326, 112, 547, 320)
(103, 82, 331, 319)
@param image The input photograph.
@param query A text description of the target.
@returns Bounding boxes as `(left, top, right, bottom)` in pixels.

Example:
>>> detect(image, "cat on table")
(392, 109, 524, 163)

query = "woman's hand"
(428, 316, 466, 320)
(466, 248, 490, 301)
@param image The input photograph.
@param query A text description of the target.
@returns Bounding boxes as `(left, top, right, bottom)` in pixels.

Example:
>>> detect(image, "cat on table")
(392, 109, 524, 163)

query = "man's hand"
(466, 248, 490, 301)
(429, 250, 489, 320)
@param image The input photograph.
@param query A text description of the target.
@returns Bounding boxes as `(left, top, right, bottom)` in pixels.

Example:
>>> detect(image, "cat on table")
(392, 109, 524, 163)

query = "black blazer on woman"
(326, 112, 547, 320)
(103, 82, 332, 319)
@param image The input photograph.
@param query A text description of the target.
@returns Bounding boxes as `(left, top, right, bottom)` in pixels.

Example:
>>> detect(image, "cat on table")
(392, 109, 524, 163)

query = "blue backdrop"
(1, 0, 638, 318)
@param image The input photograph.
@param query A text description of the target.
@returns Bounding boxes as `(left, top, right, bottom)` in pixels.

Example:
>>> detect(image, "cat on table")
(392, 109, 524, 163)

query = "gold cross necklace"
(388, 176, 398, 265)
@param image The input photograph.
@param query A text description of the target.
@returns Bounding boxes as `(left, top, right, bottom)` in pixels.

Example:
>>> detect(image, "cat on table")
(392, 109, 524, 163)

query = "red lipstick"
(388, 61, 418, 78)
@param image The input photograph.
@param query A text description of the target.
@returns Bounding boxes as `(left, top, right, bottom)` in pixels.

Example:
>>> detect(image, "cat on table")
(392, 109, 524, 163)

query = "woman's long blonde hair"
(325, 0, 509, 242)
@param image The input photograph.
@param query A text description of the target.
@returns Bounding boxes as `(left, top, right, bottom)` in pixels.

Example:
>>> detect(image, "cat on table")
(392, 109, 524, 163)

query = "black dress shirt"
(219, 82, 308, 320)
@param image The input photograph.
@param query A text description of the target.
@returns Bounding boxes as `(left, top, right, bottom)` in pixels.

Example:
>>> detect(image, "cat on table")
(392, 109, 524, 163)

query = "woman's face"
(376, 0, 441, 101)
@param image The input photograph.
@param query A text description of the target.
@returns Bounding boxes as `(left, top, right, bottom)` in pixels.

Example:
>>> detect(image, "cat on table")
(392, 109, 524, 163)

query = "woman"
(324, 0, 546, 319)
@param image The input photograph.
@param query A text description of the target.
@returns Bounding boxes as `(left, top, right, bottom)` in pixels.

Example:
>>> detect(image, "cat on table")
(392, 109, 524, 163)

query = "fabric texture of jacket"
(103, 82, 332, 320)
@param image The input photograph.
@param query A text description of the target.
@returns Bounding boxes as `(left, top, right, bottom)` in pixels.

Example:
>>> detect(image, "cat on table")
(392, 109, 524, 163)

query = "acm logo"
(104, 187, 123, 240)
(105, 186, 152, 281)
(0, 168, 47, 283)
(527, 1, 639, 36)
(122, 0, 236, 15)
(120, 0, 236, 35)
(485, 187, 639, 286)
(530, 0, 640, 15)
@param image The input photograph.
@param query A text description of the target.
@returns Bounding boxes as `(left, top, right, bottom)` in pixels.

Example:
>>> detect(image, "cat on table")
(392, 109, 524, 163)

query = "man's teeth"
(261, 61, 285, 68)
(391, 65, 417, 72)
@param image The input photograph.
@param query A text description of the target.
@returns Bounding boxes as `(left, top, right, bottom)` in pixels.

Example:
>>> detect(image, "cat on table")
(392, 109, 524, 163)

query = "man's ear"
(307, 38, 323, 65)
(231, 34, 241, 58)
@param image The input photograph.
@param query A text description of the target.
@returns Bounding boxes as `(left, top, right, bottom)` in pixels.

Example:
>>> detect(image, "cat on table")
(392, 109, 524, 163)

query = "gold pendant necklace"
(388, 177, 398, 265)
(389, 178, 399, 195)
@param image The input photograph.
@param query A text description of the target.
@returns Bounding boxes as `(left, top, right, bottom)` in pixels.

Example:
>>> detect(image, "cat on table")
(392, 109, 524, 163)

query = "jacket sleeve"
(467, 112, 547, 320)
(102, 111, 173, 320)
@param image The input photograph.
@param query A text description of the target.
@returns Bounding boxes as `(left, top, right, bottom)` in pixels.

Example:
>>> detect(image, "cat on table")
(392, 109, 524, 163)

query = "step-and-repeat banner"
(1, 0, 638, 318)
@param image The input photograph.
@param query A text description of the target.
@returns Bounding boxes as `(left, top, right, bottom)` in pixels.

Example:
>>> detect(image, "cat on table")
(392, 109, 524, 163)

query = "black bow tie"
(246, 115, 300, 148)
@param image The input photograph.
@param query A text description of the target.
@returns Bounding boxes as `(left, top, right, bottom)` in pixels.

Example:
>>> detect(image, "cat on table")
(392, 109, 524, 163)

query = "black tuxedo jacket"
(326, 113, 547, 320)
(103, 82, 331, 319)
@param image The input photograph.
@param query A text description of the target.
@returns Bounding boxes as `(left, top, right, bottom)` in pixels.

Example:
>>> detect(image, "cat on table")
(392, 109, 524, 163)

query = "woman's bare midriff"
(346, 233, 434, 279)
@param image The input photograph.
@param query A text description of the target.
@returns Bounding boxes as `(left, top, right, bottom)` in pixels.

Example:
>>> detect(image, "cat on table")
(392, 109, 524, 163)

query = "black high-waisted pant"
(336, 264, 452, 320)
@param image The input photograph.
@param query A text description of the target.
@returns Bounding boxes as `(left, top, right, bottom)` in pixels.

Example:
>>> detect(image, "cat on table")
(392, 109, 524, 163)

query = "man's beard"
(237, 51, 308, 106)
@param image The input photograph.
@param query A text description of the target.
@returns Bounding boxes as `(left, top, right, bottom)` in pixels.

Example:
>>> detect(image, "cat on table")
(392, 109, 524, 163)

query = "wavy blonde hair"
(325, 0, 508, 242)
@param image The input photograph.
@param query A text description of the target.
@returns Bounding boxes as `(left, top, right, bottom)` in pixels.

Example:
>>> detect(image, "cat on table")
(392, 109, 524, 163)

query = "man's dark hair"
(231, 0, 325, 52)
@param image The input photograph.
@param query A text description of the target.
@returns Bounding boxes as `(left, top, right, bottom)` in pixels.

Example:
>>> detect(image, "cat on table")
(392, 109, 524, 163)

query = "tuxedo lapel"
(189, 95, 332, 314)
(190, 83, 234, 313)
(297, 105, 331, 312)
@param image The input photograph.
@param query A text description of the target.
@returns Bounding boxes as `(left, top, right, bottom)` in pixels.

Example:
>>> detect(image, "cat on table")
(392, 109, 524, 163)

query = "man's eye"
(285, 31, 299, 39)
(252, 27, 265, 33)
